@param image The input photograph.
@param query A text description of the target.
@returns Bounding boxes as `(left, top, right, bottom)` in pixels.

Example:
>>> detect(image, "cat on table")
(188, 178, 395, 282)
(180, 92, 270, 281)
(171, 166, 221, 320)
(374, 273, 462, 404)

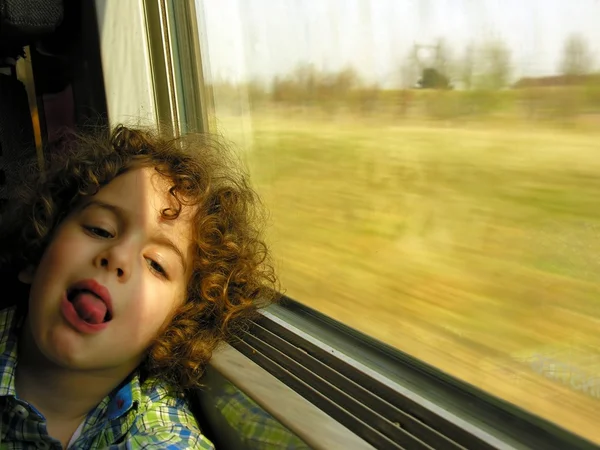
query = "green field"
(216, 110, 600, 443)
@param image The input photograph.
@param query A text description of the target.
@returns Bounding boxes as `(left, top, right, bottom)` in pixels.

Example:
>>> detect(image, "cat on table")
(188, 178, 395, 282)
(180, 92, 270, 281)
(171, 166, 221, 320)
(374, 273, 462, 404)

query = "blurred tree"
(333, 66, 361, 93)
(433, 37, 452, 78)
(560, 34, 593, 78)
(419, 68, 451, 89)
(477, 39, 511, 90)
(459, 43, 475, 90)
(556, 34, 594, 121)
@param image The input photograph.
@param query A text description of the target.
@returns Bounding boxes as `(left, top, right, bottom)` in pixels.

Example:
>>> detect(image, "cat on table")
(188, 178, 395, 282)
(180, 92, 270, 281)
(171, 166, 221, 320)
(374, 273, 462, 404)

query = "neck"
(15, 318, 133, 423)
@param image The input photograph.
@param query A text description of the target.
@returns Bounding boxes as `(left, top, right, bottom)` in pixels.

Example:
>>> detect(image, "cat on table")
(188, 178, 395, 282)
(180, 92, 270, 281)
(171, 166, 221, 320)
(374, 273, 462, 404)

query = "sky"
(196, 0, 600, 87)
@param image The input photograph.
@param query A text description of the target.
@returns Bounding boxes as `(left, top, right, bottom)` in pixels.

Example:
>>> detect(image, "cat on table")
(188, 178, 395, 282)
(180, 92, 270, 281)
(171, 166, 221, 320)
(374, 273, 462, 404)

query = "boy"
(0, 125, 277, 449)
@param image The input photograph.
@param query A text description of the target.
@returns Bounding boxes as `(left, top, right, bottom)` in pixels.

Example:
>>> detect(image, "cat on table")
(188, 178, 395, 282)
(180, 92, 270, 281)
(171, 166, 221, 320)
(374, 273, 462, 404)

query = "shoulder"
(124, 378, 214, 450)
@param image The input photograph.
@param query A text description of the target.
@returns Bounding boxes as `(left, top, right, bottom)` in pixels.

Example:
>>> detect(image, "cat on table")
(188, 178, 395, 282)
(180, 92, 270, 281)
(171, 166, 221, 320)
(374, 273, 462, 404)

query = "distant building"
(513, 74, 600, 88)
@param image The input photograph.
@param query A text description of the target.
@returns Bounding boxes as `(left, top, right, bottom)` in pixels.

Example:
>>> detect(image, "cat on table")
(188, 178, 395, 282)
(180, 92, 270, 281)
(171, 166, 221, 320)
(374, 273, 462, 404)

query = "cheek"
(29, 240, 70, 298)
(38, 226, 85, 270)
(122, 286, 184, 339)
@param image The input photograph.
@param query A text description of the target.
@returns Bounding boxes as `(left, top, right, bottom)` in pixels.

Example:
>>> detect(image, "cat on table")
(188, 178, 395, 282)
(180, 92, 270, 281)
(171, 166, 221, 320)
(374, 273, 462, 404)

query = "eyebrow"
(82, 200, 188, 272)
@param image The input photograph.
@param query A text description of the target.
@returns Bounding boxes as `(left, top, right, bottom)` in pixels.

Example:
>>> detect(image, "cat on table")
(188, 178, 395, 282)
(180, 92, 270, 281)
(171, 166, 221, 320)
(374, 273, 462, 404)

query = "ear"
(18, 265, 36, 284)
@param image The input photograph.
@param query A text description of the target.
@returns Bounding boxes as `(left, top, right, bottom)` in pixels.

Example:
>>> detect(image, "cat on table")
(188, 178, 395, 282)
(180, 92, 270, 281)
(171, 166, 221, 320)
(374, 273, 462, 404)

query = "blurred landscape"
(201, 7, 600, 442)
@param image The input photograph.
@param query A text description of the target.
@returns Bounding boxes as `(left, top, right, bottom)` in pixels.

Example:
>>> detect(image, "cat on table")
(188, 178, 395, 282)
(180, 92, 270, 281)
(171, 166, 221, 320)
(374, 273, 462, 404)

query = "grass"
(215, 109, 600, 443)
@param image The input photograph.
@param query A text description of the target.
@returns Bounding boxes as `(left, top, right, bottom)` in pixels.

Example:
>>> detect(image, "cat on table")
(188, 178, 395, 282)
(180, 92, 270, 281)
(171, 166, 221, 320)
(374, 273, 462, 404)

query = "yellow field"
(218, 111, 600, 444)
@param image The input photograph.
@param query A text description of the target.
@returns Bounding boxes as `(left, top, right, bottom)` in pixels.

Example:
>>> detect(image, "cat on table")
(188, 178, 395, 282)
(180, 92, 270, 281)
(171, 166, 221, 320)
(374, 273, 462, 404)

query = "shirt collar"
(106, 372, 141, 420)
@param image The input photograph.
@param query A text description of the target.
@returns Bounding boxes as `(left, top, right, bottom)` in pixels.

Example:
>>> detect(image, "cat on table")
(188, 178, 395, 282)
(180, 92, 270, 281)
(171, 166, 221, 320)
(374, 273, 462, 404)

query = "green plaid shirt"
(0, 305, 214, 449)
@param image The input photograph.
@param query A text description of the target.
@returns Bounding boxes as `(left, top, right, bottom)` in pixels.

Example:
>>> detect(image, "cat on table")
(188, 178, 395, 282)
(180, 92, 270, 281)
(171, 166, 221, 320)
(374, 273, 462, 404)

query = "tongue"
(72, 292, 107, 325)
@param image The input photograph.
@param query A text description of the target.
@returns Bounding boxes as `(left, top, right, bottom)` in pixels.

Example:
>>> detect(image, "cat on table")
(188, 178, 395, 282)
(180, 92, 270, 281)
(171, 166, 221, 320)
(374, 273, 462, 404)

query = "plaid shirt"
(212, 382, 309, 449)
(0, 306, 214, 449)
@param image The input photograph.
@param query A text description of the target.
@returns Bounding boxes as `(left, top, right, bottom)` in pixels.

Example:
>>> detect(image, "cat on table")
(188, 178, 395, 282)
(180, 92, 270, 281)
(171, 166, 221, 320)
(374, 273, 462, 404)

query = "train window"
(181, 0, 600, 445)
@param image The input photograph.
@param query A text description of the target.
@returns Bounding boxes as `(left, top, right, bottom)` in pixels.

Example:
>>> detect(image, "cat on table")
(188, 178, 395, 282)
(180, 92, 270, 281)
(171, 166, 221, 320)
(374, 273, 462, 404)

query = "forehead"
(90, 167, 195, 235)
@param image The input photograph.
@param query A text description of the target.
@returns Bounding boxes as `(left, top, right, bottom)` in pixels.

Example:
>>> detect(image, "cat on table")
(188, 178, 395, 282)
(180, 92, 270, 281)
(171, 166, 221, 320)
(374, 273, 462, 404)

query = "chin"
(31, 326, 96, 370)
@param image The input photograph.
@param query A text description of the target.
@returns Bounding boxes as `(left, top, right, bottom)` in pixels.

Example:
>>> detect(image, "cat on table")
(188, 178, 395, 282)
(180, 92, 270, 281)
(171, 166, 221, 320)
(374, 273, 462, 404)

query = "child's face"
(22, 167, 196, 373)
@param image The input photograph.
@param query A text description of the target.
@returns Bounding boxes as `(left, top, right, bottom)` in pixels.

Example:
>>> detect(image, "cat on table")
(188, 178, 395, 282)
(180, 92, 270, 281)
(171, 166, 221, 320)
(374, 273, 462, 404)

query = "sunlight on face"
(24, 167, 197, 372)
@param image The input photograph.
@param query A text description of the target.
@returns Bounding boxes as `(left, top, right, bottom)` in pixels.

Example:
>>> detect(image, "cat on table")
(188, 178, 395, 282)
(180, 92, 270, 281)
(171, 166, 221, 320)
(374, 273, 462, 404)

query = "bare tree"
(560, 34, 593, 77)
(433, 37, 452, 78)
(477, 39, 511, 90)
(333, 66, 361, 93)
(291, 63, 320, 94)
(459, 43, 475, 90)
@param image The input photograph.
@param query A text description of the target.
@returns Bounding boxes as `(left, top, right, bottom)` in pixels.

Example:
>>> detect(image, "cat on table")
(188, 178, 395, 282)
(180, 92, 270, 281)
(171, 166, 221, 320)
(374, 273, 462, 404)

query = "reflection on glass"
(196, 0, 600, 443)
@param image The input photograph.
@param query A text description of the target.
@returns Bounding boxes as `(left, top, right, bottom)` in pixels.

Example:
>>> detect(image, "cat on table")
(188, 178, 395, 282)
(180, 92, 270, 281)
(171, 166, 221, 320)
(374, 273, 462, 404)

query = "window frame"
(230, 297, 599, 449)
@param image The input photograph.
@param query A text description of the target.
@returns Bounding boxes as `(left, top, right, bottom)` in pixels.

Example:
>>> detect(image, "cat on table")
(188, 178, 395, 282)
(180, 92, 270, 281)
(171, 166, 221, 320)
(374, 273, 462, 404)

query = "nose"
(95, 245, 131, 282)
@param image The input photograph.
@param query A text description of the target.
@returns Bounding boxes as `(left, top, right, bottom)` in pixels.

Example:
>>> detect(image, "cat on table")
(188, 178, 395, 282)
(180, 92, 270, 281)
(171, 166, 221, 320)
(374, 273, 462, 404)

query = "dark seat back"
(0, 74, 35, 212)
(0, 0, 64, 213)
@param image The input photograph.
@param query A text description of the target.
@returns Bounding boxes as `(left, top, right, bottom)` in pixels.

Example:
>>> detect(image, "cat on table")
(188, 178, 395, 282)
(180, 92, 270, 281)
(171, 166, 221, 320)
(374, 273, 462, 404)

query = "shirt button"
(36, 442, 50, 450)
(12, 404, 29, 419)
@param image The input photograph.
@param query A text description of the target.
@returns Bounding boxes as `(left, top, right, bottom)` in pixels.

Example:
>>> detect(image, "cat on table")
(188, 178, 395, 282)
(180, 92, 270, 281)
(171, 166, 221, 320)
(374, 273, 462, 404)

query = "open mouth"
(67, 288, 113, 324)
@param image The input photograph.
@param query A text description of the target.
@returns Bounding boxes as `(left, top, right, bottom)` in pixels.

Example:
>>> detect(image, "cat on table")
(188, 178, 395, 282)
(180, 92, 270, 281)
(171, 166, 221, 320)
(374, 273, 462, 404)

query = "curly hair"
(0, 125, 278, 389)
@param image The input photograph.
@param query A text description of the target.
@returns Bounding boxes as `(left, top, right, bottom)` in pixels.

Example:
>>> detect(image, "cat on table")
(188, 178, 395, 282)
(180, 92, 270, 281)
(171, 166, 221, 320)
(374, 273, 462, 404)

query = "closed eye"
(146, 258, 168, 279)
(84, 226, 114, 239)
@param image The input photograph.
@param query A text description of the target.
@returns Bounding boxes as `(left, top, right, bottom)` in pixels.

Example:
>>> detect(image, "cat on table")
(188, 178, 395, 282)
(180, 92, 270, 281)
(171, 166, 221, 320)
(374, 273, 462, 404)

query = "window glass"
(192, 0, 600, 443)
